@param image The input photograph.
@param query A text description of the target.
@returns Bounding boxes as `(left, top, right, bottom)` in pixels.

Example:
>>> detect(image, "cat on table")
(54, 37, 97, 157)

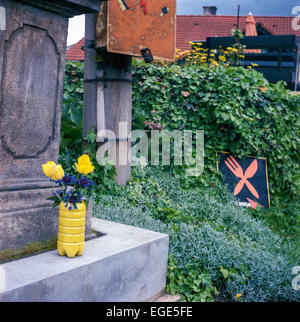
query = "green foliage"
(250, 196, 300, 259)
(231, 28, 246, 66)
(131, 61, 300, 296)
(128, 167, 192, 224)
(60, 61, 84, 161)
(132, 63, 300, 200)
(167, 255, 218, 302)
(95, 166, 300, 302)
(83, 131, 119, 195)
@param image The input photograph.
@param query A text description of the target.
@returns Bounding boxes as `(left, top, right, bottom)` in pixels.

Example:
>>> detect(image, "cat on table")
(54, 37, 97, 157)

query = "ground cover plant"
(60, 53, 300, 301)
(93, 166, 300, 302)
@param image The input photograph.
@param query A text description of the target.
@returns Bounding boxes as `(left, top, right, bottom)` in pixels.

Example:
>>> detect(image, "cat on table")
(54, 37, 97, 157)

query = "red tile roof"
(66, 37, 85, 61)
(176, 15, 300, 51)
(66, 15, 300, 60)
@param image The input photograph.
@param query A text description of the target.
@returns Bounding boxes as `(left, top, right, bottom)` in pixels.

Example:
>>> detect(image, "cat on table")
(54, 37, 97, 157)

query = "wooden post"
(97, 52, 132, 185)
(83, 10, 132, 185)
(83, 13, 98, 144)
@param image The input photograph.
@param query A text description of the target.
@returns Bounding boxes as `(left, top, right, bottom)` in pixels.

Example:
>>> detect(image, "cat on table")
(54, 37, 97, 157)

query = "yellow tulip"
(42, 161, 57, 178)
(52, 164, 65, 181)
(75, 154, 94, 175)
(42, 162, 64, 181)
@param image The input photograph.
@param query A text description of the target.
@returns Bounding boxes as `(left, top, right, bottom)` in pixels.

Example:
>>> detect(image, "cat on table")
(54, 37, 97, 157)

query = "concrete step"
(0, 218, 169, 302)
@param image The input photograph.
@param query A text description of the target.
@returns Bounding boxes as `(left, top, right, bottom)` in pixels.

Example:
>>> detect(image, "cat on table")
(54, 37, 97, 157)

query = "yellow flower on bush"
(75, 154, 94, 175)
(42, 162, 64, 181)
(236, 293, 242, 299)
(258, 86, 267, 93)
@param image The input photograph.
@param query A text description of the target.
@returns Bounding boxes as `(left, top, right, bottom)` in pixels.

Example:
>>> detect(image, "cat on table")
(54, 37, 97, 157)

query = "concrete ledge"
(0, 218, 169, 302)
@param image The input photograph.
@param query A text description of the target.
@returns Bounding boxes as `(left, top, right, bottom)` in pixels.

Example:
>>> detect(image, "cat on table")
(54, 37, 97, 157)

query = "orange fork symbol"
(225, 156, 259, 199)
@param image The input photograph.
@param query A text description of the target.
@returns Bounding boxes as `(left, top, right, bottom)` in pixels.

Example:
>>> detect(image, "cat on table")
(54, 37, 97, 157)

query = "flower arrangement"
(42, 154, 95, 210)
(175, 28, 252, 68)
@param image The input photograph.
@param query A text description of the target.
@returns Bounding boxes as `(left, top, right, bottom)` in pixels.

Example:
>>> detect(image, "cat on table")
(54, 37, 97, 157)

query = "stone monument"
(0, 0, 100, 252)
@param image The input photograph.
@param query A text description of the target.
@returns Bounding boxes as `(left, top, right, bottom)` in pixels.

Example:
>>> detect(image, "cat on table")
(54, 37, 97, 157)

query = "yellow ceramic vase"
(57, 202, 86, 258)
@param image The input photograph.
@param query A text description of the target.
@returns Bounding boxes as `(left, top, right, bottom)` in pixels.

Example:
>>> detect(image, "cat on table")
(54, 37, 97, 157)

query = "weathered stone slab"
(0, 218, 169, 302)
(0, 1, 68, 182)
(0, 0, 98, 251)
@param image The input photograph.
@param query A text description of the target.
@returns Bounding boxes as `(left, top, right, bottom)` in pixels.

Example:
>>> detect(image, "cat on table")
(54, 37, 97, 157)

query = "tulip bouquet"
(42, 154, 95, 210)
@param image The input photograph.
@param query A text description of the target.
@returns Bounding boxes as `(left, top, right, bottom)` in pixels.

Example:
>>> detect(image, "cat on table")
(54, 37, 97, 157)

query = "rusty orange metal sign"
(105, 0, 176, 61)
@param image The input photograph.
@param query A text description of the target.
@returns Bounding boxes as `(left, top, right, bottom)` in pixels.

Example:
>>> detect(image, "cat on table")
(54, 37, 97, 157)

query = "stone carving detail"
(0, 24, 60, 159)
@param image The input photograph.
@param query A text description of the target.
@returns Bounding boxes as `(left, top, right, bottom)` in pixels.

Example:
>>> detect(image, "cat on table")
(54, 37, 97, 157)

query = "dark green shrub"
(59, 61, 84, 172)
(132, 63, 300, 200)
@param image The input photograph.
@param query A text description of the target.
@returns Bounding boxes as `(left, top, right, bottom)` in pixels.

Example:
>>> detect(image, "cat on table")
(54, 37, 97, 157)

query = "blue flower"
(62, 175, 72, 185)
(79, 177, 89, 188)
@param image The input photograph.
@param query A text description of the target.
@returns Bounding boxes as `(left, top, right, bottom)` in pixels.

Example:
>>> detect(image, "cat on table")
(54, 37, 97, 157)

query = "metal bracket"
(81, 39, 96, 52)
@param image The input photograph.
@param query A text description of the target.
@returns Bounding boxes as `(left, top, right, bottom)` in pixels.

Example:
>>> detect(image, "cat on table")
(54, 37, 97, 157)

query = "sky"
(67, 0, 299, 46)
(178, 0, 299, 16)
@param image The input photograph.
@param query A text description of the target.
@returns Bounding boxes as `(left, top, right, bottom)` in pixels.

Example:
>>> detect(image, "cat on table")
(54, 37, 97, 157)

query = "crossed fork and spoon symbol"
(225, 155, 259, 200)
